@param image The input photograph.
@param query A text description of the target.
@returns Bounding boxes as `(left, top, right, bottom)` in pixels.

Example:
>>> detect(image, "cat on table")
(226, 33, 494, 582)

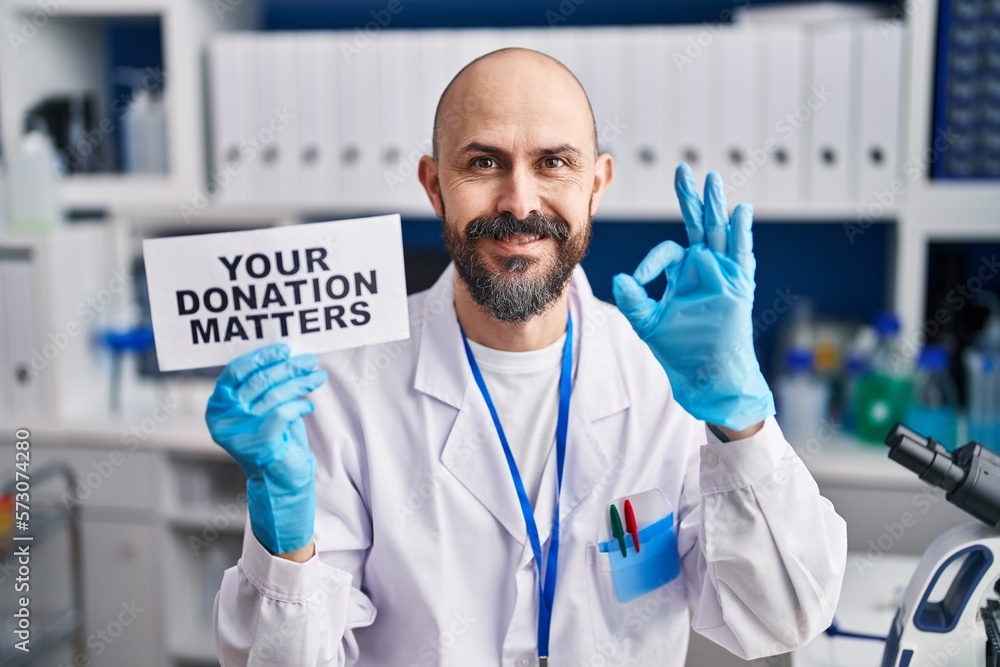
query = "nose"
(495, 165, 542, 220)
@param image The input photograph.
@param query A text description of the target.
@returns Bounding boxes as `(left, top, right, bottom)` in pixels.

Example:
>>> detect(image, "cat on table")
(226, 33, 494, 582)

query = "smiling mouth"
(495, 232, 547, 245)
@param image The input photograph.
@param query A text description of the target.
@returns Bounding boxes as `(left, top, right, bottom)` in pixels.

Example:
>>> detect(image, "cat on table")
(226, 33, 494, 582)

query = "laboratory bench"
(0, 402, 973, 667)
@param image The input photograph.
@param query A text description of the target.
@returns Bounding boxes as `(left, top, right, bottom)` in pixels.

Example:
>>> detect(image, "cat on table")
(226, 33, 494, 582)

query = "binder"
(719, 28, 759, 205)
(377, 31, 426, 209)
(758, 24, 806, 210)
(417, 28, 452, 163)
(806, 22, 857, 206)
(275, 33, 301, 203)
(0, 251, 42, 421)
(254, 35, 283, 203)
(856, 21, 903, 208)
(586, 28, 630, 209)
(295, 32, 338, 207)
(250, 33, 301, 204)
(208, 35, 252, 204)
(336, 31, 381, 208)
(673, 25, 714, 190)
(376, 31, 407, 208)
(630, 26, 672, 212)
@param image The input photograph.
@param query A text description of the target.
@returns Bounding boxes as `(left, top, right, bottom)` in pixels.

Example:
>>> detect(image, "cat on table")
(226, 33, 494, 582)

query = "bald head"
(431, 48, 598, 161)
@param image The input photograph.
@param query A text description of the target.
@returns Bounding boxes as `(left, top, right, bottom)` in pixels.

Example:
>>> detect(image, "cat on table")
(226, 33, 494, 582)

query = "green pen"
(610, 504, 627, 557)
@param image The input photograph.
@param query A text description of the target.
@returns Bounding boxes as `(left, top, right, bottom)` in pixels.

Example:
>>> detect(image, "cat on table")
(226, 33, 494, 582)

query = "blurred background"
(0, 0, 997, 665)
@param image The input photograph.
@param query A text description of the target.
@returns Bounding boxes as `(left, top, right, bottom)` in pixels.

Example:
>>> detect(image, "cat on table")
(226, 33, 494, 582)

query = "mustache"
(465, 212, 571, 242)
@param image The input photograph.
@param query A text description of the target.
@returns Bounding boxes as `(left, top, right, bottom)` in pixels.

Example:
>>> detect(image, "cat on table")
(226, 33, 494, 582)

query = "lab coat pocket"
(586, 502, 686, 661)
(597, 513, 681, 603)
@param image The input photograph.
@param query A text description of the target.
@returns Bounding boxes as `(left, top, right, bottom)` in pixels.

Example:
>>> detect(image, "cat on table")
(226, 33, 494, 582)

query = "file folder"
(759, 24, 806, 210)
(719, 28, 759, 204)
(378, 31, 427, 209)
(0, 252, 42, 421)
(586, 28, 629, 209)
(254, 35, 284, 203)
(806, 22, 857, 206)
(857, 21, 903, 208)
(674, 25, 714, 189)
(630, 26, 672, 212)
(208, 34, 254, 204)
(295, 32, 338, 207)
(275, 33, 302, 203)
(336, 32, 381, 208)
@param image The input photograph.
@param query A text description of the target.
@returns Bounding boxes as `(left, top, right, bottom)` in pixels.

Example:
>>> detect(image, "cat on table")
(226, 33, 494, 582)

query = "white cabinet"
(0, 438, 162, 666)
(0, 427, 244, 667)
(79, 522, 161, 667)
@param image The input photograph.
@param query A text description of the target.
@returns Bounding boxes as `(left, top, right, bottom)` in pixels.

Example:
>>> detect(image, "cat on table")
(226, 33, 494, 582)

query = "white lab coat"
(214, 264, 847, 666)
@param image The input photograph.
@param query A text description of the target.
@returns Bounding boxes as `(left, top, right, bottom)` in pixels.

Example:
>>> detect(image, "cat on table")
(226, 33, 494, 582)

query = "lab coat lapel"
(414, 264, 530, 545)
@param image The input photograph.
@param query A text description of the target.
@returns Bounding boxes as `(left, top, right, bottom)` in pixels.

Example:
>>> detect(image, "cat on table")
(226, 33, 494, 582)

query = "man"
(210, 48, 846, 665)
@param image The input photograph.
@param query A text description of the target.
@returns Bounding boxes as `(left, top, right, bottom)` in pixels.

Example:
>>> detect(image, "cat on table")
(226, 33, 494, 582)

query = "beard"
(442, 206, 591, 323)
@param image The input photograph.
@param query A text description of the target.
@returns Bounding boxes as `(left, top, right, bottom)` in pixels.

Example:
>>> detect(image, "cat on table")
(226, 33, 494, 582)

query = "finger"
(235, 353, 320, 405)
(259, 400, 316, 459)
(703, 171, 729, 253)
(728, 202, 756, 276)
(249, 370, 328, 416)
(632, 240, 687, 285)
(612, 274, 657, 325)
(674, 163, 704, 246)
(217, 343, 290, 388)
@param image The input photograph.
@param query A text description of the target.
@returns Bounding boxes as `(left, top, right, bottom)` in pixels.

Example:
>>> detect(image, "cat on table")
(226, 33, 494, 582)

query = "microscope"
(880, 423, 1000, 667)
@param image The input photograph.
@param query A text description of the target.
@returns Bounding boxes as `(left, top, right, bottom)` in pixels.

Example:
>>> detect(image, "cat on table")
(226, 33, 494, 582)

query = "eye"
(471, 156, 497, 169)
(542, 156, 565, 169)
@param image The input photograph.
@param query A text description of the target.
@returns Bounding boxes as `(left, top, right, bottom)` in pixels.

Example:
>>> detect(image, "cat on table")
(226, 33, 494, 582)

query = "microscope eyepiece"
(885, 423, 1000, 529)
(885, 423, 966, 492)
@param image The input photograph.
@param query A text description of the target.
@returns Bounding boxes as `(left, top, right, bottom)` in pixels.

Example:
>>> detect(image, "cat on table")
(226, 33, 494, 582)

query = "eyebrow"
(455, 141, 584, 161)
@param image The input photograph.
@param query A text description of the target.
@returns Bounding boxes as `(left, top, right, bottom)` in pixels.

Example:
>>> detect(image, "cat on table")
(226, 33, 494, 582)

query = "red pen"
(624, 499, 640, 553)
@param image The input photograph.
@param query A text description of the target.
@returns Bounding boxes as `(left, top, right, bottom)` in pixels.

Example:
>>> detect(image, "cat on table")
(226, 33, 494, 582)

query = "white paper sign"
(142, 214, 409, 371)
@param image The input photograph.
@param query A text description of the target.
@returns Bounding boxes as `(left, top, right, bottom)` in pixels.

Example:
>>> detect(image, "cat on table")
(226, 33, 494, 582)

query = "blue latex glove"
(205, 343, 327, 554)
(612, 163, 775, 432)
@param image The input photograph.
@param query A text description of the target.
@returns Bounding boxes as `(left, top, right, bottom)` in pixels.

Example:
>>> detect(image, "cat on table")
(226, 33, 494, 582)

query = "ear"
(418, 155, 444, 218)
(589, 153, 614, 218)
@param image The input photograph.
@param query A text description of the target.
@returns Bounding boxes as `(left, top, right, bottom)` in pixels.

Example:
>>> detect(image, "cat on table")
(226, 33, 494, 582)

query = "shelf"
(58, 174, 180, 210)
(166, 508, 246, 535)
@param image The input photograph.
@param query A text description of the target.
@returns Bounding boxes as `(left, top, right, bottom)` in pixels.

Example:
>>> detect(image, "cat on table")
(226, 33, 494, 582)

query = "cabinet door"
(80, 521, 161, 666)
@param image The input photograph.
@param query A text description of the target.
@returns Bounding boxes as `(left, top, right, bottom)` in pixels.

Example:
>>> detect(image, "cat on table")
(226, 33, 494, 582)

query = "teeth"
(500, 234, 540, 245)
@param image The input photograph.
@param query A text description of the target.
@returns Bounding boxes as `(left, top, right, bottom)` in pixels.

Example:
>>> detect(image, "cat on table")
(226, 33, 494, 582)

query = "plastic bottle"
(841, 326, 876, 433)
(904, 344, 959, 450)
(775, 347, 830, 448)
(6, 124, 62, 233)
(965, 293, 1000, 453)
(853, 313, 913, 444)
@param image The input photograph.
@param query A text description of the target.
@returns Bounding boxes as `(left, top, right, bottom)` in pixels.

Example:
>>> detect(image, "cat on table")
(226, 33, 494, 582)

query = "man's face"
(422, 52, 612, 323)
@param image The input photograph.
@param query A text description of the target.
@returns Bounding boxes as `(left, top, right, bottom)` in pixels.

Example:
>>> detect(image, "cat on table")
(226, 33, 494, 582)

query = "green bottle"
(853, 314, 912, 444)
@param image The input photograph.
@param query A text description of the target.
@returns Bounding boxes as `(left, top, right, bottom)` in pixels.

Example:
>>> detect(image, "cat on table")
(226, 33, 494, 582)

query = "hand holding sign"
(144, 215, 410, 554)
(206, 343, 325, 555)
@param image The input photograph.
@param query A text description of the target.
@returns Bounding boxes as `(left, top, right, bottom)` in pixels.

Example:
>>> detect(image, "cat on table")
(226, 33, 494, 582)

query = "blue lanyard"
(460, 313, 573, 664)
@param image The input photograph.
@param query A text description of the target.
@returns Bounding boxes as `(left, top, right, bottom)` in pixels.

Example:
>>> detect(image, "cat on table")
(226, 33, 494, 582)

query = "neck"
(454, 275, 570, 352)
